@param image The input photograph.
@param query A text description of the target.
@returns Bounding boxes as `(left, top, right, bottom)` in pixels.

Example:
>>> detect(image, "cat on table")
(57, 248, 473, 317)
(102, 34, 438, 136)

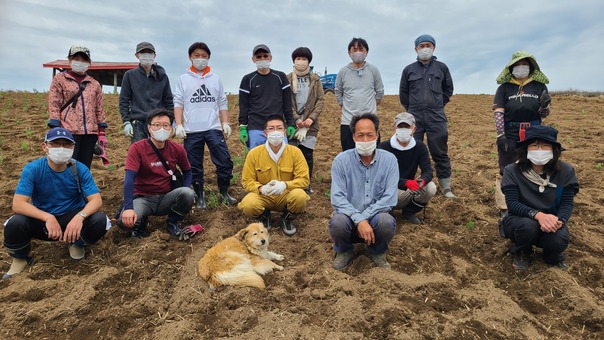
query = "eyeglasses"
(149, 123, 172, 130)
(46, 141, 75, 148)
(265, 126, 285, 132)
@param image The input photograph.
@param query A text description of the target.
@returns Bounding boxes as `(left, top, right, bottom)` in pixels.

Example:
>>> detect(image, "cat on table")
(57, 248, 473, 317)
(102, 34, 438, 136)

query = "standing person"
(286, 47, 324, 194)
(500, 125, 578, 271)
(2, 128, 108, 279)
(399, 34, 455, 198)
(238, 44, 296, 149)
(335, 37, 384, 151)
(173, 42, 237, 209)
(493, 51, 551, 216)
(118, 109, 195, 238)
(48, 45, 108, 169)
(119, 42, 174, 144)
(329, 113, 398, 270)
(378, 112, 437, 224)
(238, 115, 310, 236)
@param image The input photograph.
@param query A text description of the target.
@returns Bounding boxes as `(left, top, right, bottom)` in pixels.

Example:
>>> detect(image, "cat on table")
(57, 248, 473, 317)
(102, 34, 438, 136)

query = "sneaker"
(332, 250, 355, 271)
(513, 251, 531, 271)
(368, 253, 391, 269)
(403, 211, 421, 225)
(68, 244, 85, 260)
(259, 210, 271, 231)
(281, 218, 297, 236)
(443, 189, 457, 199)
(304, 187, 314, 194)
(555, 261, 569, 271)
(131, 225, 150, 238)
(165, 220, 182, 237)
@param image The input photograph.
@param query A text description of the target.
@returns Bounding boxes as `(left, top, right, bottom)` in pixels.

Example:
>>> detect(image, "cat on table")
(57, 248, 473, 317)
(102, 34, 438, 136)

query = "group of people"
(2, 35, 579, 279)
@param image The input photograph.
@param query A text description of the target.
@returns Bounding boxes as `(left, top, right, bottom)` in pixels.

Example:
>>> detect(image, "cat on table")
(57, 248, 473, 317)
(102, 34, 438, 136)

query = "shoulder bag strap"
(60, 82, 88, 112)
(146, 138, 177, 181)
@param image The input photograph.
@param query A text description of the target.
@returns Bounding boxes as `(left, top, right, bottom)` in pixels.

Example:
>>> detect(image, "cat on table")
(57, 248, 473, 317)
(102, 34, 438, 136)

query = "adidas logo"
(190, 84, 217, 103)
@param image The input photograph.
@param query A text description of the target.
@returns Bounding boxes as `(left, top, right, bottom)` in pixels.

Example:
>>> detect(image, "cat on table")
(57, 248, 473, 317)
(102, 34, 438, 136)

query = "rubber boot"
(438, 177, 457, 198)
(403, 198, 424, 225)
(218, 177, 237, 205)
(165, 215, 182, 237)
(3, 243, 33, 279)
(192, 181, 207, 209)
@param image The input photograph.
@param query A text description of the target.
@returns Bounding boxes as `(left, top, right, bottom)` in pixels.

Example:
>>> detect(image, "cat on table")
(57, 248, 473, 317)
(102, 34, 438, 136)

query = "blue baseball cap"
(45, 128, 75, 143)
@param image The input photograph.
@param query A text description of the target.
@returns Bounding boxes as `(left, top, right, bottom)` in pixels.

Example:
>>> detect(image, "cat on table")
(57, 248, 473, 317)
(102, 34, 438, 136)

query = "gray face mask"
(70, 60, 89, 74)
(417, 48, 433, 61)
(512, 65, 530, 79)
(256, 60, 271, 70)
(138, 53, 155, 67)
(192, 58, 208, 70)
(152, 128, 171, 142)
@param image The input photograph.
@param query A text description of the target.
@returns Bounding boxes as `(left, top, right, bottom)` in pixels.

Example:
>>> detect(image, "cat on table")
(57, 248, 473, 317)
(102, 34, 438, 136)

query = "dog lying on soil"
(198, 223, 284, 290)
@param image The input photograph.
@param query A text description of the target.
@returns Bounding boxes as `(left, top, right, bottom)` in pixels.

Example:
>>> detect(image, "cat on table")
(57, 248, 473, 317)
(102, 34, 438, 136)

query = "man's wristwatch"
(78, 211, 88, 219)
(528, 209, 539, 220)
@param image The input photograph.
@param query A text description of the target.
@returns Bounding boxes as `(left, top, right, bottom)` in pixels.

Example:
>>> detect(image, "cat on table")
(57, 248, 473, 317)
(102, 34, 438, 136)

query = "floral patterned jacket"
(48, 72, 107, 135)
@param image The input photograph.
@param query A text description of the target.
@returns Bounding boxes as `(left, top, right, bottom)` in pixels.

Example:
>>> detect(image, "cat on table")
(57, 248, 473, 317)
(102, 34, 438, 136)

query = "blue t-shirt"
(15, 157, 99, 216)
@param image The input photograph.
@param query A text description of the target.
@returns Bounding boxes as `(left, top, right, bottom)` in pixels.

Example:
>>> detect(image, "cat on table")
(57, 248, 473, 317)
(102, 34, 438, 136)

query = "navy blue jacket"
(119, 64, 174, 123)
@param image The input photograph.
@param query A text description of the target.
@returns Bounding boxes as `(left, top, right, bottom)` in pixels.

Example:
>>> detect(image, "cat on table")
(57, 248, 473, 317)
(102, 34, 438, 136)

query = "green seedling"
(316, 175, 323, 184)
(25, 127, 33, 137)
(463, 142, 470, 149)
(489, 152, 497, 160)
(232, 154, 245, 168)
(466, 220, 476, 231)
(21, 142, 29, 151)
(106, 164, 116, 171)
(16, 119, 23, 125)
(206, 191, 219, 209)
(596, 163, 603, 171)
(230, 173, 240, 185)
(325, 190, 330, 200)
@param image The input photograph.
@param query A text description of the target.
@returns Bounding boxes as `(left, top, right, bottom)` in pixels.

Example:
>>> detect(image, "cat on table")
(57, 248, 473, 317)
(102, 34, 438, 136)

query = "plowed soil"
(0, 91, 602, 339)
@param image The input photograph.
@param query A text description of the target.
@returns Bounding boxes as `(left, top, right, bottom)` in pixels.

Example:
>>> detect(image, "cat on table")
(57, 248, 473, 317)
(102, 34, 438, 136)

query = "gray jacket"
(119, 64, 174, 123)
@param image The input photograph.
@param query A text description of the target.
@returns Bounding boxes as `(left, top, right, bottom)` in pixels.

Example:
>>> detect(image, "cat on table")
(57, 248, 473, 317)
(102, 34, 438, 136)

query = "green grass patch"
(466, 220, 476, 231)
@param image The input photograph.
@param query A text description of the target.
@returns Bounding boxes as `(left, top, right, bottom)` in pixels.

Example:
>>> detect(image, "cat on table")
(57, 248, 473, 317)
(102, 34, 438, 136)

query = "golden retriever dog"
(198, 223, 284, 290)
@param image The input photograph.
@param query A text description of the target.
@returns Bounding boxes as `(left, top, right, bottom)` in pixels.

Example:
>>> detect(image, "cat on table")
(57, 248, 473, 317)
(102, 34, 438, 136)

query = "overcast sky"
(1, 0, 602, 95)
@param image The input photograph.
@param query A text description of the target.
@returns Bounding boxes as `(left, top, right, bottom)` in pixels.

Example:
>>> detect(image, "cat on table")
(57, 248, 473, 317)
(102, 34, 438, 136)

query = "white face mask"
(294, 60, 309, 72)
(527, 150, 553, 165)
(192, 58, 208, 70)
(138, 53, 155, 67)
(152, 128, 171, 142)
(355, 140, 376, 156)
(47, 147, 74, 164)
(71, 60, 89, 74)
(417, 48, 433, 61)
(396, 128, 413, 143)
(350, 51, 366, 64)
(267, 131, 284, 146)
(256, 60, 271, 70)
(512, 65, 530, 79)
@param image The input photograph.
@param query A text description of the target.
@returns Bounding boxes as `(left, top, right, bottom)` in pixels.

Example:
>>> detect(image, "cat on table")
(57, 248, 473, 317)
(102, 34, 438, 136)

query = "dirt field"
(0, 91, 602, 339)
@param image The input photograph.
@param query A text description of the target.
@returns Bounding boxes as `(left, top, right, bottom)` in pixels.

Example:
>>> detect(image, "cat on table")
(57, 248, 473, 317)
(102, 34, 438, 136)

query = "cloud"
(1, 0, 603, 94)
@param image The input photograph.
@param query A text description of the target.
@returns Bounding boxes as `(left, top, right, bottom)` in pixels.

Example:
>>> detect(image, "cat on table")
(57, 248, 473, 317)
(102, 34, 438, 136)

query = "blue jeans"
(131, 120, 149, 144)
(328, 212, 396, 255)
(184, 129, 234, 185)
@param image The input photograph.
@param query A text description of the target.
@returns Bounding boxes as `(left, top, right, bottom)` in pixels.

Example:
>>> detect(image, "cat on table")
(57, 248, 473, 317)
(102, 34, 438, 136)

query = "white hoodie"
(173, 67, 228, 132)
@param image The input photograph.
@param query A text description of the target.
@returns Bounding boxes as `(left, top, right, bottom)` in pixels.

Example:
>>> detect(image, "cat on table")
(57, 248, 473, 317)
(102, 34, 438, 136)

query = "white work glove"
(123, 122, 134, 137)
(261, 180, 287, 196)
(175, 124, 186, 139)
(222, 123, 232, 139)
(295, 127, 308, 142)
